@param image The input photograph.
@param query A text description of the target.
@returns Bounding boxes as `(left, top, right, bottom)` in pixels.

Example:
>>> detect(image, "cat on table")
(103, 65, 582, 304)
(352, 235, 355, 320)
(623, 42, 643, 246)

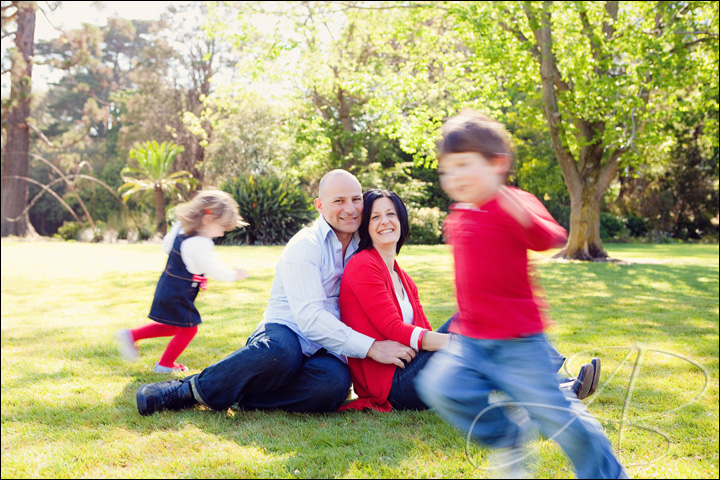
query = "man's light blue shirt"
(260, 215, 375, 360)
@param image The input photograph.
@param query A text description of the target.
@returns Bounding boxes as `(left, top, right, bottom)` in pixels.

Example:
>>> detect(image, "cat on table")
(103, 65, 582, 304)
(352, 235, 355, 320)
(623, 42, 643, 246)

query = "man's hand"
(367, 340, 417, 368)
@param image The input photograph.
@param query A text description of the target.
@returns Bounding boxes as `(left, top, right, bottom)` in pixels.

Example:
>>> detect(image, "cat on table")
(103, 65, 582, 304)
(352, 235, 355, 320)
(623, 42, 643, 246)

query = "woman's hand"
(421, 331, 451, 351)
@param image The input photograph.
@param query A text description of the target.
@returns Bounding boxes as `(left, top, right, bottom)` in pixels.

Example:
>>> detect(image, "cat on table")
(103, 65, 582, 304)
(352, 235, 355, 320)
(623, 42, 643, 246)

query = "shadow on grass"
(538, 262, 718, 335)
(109, 379, 465, 478)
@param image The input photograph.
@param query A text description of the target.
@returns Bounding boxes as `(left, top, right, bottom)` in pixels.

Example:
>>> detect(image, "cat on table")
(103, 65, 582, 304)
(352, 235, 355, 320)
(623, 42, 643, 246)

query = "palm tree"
(119, 141, 198, 236)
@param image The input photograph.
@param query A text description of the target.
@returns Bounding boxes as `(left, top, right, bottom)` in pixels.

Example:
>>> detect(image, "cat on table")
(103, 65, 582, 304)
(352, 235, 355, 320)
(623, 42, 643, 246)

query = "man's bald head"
(314, 169, 363, 241)
(318, 169, 361, 200)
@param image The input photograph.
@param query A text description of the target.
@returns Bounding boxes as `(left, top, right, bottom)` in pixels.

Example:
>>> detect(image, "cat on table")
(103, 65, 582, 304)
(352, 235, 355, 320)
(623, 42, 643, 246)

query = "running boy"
(415, 109, 628, 478)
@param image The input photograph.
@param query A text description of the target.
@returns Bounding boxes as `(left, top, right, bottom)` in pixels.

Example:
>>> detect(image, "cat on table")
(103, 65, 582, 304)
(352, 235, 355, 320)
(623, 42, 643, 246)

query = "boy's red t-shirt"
(444, 187, 568, 339)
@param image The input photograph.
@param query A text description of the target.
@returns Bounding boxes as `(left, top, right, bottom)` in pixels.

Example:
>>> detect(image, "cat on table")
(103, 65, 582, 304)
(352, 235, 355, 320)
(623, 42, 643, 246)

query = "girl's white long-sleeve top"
(161, 222, 236, 282)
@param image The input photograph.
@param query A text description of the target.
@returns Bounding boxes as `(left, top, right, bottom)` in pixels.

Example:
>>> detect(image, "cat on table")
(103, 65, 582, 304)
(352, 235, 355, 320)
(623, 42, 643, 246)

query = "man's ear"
(491, 154, 512, 176)
(313, 197, 322, 212)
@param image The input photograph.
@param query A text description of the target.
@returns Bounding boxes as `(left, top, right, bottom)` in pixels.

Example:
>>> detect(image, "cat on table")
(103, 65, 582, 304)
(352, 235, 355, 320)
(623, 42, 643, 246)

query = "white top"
(395, 283, 423, 350)
(261, 216, 375, 360)
(162, 222, 236, 282)
(397, 284, 414, 324)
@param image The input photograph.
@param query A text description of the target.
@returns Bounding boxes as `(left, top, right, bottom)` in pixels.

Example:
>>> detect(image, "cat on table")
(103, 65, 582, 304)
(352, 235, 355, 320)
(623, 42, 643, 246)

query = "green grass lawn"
(1, 240, 718, 479)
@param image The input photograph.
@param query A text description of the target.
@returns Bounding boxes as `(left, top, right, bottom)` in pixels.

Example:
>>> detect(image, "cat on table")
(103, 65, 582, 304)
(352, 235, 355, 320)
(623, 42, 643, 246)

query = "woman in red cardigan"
(338, 189, 453, 412)
(338, 189, 598, 412)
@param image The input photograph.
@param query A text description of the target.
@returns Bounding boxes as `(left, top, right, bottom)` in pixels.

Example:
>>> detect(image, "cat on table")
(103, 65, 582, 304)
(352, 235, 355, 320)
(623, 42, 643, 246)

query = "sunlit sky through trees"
(34, 1, 175, 40)
(3, 1, 298, 96)
(2, 1, 176, 94)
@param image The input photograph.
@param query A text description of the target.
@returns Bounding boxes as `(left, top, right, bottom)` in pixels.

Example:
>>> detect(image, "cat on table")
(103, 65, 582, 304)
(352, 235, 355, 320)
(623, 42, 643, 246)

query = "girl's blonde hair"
(175, 190, 247, 235)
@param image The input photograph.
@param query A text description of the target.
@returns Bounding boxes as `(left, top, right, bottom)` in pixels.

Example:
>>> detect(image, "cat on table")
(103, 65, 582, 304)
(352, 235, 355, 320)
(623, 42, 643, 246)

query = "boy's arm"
(497, 186, 568, 250)
(497, 186, 532, 228)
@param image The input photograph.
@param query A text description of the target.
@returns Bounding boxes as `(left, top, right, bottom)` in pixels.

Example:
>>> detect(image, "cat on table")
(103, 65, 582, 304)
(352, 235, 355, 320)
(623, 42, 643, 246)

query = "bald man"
(136, 170, 418, 415)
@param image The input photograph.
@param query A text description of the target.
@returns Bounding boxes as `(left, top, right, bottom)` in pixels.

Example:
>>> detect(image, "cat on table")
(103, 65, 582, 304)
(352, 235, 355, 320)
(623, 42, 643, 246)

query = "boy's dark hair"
(358, 189, 410, 255)
(438, 109, 514, 162)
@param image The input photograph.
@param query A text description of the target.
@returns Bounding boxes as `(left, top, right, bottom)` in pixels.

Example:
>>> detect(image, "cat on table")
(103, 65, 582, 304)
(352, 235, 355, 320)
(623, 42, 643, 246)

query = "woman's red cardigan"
(338, 247, 432, 412)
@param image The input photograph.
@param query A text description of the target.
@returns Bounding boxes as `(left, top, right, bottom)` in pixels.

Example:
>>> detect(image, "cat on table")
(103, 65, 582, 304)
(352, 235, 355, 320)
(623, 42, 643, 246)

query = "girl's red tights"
(130, 322, 198, 368)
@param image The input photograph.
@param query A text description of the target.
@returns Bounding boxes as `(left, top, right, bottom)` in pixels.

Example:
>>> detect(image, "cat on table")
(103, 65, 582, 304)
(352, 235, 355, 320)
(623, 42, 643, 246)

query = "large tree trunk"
(1, 1, 38, 238)
(557, 173, 607, 260)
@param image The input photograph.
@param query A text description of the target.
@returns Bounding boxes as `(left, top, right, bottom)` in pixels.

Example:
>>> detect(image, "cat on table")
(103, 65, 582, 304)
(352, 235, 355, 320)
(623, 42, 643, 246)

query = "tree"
(442, 1, 719, 259)
(117, 2, 240, 184)
(654, 124, 718, 239)
(344, 2, 716, 257)
(632, 121, 719, 240)
(183, 86, 290, 184)
(119, 140, 197, 236)
(1, 0, 38, 237)
(30, 16, 160, 234)
(215, 1, 377, 174)
(210, 1, 456, 198)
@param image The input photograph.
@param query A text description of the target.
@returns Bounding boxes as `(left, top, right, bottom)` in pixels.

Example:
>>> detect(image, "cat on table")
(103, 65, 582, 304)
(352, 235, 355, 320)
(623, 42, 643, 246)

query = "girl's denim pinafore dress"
(148, 232, 204, 327)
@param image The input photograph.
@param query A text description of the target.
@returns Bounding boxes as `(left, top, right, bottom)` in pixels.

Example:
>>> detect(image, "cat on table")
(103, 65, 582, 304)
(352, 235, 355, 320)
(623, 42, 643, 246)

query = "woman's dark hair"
(357, 189, 410, 255)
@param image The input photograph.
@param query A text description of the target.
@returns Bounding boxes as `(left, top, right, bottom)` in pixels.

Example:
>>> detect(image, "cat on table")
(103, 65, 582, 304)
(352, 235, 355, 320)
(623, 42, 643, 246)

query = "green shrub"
(544, 205, 651, 240)
(600, 212, 629, 241)
(649, 230, 682, 243)
(407, 207, 446, 245)
(546, 204, 570, 230)
(138, 226, 153, 241)
(54, 221, 84, 241)
(220, 174, 316, 245)
(624, 215, 649, 238)
(91, 220, 107, 243)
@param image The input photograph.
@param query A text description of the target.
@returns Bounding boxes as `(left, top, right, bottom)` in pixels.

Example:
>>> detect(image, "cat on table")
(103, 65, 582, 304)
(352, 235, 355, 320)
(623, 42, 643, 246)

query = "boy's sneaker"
(490, 444, 531, 479)
(572, 362, 595, 400)
(115, 329, 139, 362)
(154, 361, 189, 373)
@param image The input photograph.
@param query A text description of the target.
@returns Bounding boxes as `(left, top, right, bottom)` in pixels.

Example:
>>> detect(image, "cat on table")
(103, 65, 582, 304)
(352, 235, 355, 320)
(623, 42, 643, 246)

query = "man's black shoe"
(136, 379, 197, 416)
(588, 357, 601, 396)
(572, 362, 595, 400)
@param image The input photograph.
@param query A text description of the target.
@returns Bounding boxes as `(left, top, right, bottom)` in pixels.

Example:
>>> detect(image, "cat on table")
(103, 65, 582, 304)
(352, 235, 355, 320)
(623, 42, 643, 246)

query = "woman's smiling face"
(368, 196, 401, 250)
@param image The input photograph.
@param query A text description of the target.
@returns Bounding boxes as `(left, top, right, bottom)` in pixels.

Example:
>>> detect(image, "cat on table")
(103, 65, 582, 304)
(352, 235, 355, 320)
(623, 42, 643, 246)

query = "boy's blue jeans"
(415, 333, 625, 479)
(189, 323, 351, 412)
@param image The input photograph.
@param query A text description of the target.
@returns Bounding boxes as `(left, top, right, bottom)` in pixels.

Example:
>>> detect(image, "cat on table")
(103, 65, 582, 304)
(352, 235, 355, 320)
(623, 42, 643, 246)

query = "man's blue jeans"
(189, 323, 351, 412)
(415, 333, 625, 479)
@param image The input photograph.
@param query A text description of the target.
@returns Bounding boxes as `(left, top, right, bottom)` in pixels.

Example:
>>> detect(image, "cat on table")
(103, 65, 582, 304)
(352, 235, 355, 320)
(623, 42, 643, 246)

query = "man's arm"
(280, 256, 417, 366)
(277, 235, 417, 366)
